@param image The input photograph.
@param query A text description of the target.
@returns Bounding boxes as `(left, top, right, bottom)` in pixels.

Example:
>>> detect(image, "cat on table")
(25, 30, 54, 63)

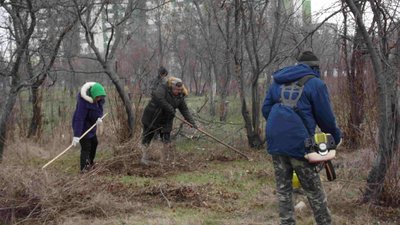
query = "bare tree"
(0, 0, 75, 160)
(27, 1, 78, 138)
(154, 0, 167, 67)
(0, 1, 35, 160)
(341, 0, 367, 149)
(193, 0, 218, 117)
(73, 0, 139, 138)
(240, 0, 285, 148)
(209, 1, 234, 122)
(230, 0, 285, 148)
(344, 0, 400, 203)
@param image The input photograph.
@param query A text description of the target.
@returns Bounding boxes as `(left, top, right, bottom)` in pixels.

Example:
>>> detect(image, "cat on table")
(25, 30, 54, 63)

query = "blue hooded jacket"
(262, 63, 341, 159)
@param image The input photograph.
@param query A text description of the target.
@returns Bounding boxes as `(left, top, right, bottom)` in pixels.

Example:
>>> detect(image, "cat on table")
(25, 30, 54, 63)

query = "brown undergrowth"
(1, 121, 399, 224)
(0, 137, 247, 224)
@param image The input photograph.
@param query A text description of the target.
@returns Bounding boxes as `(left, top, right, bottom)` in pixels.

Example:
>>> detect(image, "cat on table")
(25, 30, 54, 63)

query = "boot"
(81, 159, 91, 174)
(161, 143, 174, 164)
(160, 143, 167, 164)
(140, 144, 151, 166)
(140, 144, 157, 166)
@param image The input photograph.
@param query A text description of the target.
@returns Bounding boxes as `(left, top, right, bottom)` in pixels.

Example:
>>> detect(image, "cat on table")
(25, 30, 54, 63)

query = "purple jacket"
(72, 94, 104, 139)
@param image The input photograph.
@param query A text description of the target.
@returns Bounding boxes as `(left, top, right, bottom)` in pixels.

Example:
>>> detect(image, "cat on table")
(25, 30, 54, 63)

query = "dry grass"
(0, 158, 142, 224)
(379, 150, 400, 208)
(1, 94, 399, 224)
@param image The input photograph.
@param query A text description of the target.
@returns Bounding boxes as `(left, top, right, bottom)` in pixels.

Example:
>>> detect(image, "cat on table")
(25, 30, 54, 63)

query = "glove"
(96, 117, 103, 126)
(72, 137, 80, 147)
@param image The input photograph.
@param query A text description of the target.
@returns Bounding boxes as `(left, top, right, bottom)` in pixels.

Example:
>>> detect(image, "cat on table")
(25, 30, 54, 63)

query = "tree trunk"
(219, 96, 229, 122)
(79, 0, 137, 139)
(236, 65, 262, 148)
(209, 62, 217, 117)
(233, 0, 262, 148)
(26, 47, 44, 138)
(240, 0, 268, 148)
(27, 84, 43, 138)
(250, 77, 262, 148)
(347, 49, 365, 148)
(68, 57, 77, 97)
(219, 98, 229, 122)
(219, 6, 233, 122)
(192, 62, 199, 96)
(0, 87, 19, 161)
(346, 1, 365, 149)
(363, 68, 399, 203)
(156, 9, 164, 66)
(0, 0, 36, 161)
(344, 0, 400, 203)
(27, 14, 77, 139)
(193, 1, 217, 117)
(104, 62, 136, 139)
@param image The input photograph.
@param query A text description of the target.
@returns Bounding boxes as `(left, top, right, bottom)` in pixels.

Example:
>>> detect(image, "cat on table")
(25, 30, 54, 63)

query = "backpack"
(280, 75, 337, 180)
(280, 75, 315, 135)
(265, 75, 315, 159)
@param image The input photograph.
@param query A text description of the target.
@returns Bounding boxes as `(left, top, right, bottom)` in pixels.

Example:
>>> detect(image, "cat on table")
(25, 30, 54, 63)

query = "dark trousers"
(80, 136, 98, 171)
(142, 124, 171, 146)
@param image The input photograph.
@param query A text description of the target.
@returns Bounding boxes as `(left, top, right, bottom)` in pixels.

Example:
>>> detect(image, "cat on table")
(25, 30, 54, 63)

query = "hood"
(80, 82, 106, 103)
(272, 63, 320, 84)
(80, 82, 96, 103)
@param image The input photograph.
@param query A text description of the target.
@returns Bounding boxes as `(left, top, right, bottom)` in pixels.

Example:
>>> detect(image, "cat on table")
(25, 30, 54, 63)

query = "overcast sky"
(311, 0, 342, 24)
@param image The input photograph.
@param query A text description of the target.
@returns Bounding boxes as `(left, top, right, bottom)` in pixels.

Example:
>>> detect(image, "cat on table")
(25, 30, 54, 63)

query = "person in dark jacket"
(149, 66, 170, 140)
(262, 51, 341, 225)
(141, 76, 196, 165)
(72, 82, 106, 172)
(150, 66, 169, 93)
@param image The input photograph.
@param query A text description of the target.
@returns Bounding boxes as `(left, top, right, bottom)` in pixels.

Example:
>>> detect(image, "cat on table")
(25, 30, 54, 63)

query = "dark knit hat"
(297, 51, 319, 67)
(158, 66, 168, 76)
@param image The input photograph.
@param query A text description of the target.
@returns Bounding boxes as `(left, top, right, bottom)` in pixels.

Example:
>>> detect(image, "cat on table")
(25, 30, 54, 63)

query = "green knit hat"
(90, 83, 106, 98)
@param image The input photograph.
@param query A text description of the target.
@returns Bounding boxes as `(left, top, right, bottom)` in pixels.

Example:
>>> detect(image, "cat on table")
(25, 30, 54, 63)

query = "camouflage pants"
(272, 155, 332, 225)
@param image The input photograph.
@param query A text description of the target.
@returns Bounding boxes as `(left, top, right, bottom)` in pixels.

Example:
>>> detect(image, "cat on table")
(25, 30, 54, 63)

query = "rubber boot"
(140, 144, 151, 166)
(168, 143, 175, 163)
(161, 143, 171, 165)
(160, 143, 167, 164)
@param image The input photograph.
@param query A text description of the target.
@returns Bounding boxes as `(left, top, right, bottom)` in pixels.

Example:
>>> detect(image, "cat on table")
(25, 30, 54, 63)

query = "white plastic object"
(304, 150, 336, 163)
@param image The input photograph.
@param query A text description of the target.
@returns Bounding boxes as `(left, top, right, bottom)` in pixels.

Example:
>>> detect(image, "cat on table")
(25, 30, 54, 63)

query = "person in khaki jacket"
(140, 77, 196, 165)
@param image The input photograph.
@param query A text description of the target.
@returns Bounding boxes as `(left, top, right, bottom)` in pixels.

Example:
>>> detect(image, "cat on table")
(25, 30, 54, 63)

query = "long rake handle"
(175, 116, 250, 160)
(42, 113, 108, 169)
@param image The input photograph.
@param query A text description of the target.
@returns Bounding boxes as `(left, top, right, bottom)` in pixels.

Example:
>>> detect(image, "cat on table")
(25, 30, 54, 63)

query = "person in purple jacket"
(72, 82, 106, 172)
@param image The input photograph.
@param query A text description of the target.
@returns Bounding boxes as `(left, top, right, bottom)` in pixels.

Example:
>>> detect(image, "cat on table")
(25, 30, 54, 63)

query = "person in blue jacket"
(72, 82, 106, 172)
(262, 51, 341, 225)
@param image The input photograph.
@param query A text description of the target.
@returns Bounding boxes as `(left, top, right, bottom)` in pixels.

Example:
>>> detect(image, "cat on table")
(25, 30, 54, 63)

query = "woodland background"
(0, 0, 399, 224)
